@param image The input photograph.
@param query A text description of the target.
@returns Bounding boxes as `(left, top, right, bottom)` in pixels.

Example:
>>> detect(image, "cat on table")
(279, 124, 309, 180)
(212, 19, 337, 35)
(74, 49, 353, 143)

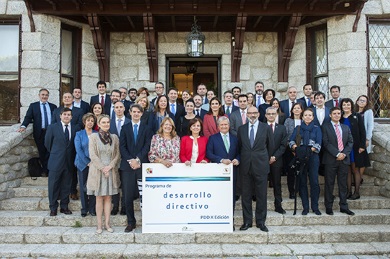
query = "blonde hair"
(97, 114, 110, 124)
(135, 96, 150, 110)
(157, 117, 177, 138)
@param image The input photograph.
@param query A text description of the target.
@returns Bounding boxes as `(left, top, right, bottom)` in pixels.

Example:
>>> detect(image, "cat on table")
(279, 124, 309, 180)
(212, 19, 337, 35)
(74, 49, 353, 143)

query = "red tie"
(270, 123, 274, 132)
(335, 99, 339, 107)
(334, 124, 344, 151)
(100, 95, 104, 106)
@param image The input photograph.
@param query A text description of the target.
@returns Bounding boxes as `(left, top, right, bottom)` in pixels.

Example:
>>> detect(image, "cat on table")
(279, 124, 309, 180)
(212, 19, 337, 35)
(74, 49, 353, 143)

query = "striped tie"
(334, 124, 344, 151)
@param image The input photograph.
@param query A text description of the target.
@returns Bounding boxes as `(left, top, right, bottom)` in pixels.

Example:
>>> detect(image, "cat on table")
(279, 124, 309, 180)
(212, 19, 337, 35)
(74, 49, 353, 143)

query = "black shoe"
(60, 208, 72, 215)
(81, 213, 87, 217)
(326, 208, 334, 215)
(239, 223, 252, 231)
(349, 193, 360, 200)
(50, 210, 57, 216)
(256, 223, 269, 232)
(235, 195, 240, 201)
(120, 208, 126, 215)
(302, 209, 309, 215)
(252, 196, 256, 202)
(111, 207, 119, 215)
(124, 224, 135, 232)
(233, 225, 235, 231)
(347, 192, 352, 199)
(289, 193, 295, 199)
(90, 212, 96, 216)
(275, 207, 286, 214)
(313, 210, 322, 215)
(340, 209, 355, 215)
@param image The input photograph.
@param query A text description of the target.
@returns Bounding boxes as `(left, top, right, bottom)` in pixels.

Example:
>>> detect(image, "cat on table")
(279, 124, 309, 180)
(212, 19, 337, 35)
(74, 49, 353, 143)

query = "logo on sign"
(146, 168, 153, 174)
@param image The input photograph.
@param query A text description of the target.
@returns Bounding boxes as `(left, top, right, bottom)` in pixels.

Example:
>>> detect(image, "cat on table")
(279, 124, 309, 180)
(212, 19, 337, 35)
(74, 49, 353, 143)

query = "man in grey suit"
(238, 106, 274, 232)
(45, 108, 79, 216)
(230, 94, 249, 136)
(322, 107, 354, 216)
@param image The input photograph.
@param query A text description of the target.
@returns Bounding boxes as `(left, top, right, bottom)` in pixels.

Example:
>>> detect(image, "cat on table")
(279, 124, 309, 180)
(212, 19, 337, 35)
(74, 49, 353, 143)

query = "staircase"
(1, 174, 390, 258)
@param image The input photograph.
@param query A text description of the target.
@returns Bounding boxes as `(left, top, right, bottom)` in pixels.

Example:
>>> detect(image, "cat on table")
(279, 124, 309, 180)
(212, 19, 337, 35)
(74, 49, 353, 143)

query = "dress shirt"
(61, 121, 71, 141)
(116, 116, 125, 136)
(294, 119, 302, 127)
(247, 120, 259, 137)
(331, 120, 343, 136)
(39, 101, 52, 129)
(255, 94, 264, 107)
(73, 100, 81, 108)
(288, 99, 296, 116)
(233, 99, 239, 107)
(190, 135, 200, 163)
(220, 132, 230, 148)
(132, 121, 139, 131)
(316, 106, 325, 125)
(170, 102, 177, 115)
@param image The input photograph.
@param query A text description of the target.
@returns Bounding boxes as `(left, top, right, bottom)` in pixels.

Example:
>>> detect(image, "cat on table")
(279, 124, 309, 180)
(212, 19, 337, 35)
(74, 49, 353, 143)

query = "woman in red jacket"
(203, 97, 227, 138)
(180, 118, 209, 165)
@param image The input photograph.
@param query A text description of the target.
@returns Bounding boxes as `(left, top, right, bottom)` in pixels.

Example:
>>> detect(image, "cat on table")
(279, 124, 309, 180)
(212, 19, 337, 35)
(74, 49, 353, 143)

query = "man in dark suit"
(325, 85, 342, 108)
(120, 104, 153, 232)
(238, 106, 274, 232)
(265, 107, 288, 214)
(119, 87, 131, 115)
(72, 87, 90, 114)
(232, 86, 241, 107)
(151, 82, 165, 106)
(18, 88, 57, 176)
(168, 87, 185, 129)
(193, 94, 208, 119)
(254, 81, 265, 108)
(109, 101, 130, 215)
(230, 94, 249, 136)
(108, 89, 121, 119)
(89, 80, 111, 115)
(222, 90, 239, 118)
(206, 116, 240, 228)
(280, 86, 305, 117)
(312, 92, 331, 126)
(44, 108, 79, 216)
(322, 107, 355, 216)
(127, 88, 137, 103)
(299, 84, 313, 109)
(197, 83, 208, 105)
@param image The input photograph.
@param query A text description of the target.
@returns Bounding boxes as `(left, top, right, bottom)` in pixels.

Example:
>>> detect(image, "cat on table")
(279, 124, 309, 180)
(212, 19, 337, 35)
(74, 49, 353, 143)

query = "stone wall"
(0, 126, 38, 201)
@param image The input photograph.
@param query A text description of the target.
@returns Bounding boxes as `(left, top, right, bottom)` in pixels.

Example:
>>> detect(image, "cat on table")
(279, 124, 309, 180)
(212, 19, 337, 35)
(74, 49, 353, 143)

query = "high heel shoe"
(347, 192, 352, 199)
(349, 193, 360, 200)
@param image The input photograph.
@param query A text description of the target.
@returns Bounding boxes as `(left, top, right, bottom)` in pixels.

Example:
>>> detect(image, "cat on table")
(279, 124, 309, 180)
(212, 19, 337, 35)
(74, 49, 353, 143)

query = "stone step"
(12, 182, 382, 198)
(0, 224, 389, 245)
(0, 242, 389, 258)
(0, 209, 389, 227)
(2, 195, 389, 212)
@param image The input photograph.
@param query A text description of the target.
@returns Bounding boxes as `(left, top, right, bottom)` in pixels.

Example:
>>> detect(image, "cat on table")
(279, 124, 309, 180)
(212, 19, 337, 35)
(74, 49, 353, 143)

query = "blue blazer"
(21, 101, 57, 139)
(74, 129, 96, 172)
(44, 122, 79, 172)
(312, 106, 331, 126)
(148, 112, 176, 134)
(73, 100, 90, 115)
(110, 116, 131, 136)
(90, 94, 111, 115)
(280, 99, 305, 117)
(119, 121, 153, 171)
(52, 106, 84, 129)
(206, 133, 240, 165)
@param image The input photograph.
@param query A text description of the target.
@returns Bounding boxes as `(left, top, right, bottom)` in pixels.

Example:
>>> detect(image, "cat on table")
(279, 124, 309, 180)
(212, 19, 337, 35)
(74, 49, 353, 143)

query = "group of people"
(18, 80, 374, 233)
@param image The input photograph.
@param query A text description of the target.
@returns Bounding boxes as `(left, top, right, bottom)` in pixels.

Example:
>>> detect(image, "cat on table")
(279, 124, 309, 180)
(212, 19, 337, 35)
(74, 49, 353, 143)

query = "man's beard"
(249, 118, 258, 124)
(130, 96, 136, 101)
(256, 90, 263, 95)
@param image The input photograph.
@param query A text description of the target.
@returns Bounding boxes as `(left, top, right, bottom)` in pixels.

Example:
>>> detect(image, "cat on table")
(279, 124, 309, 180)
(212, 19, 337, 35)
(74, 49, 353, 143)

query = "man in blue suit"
(312, 92, 331, 127)
(18, 88, 57, 176)
(222, 90, 239, 118)
(109, 101, 130, 215)
(89, 80, 111, 115)
(52, 92, 83, 128)
(120, 104, 153, 232)
(206, 116, 240, 230)
(193, 94, 208, 119)
(72, 87, 90, 115)
(280, 86, 305, 117)
(45, 108, 80, 216)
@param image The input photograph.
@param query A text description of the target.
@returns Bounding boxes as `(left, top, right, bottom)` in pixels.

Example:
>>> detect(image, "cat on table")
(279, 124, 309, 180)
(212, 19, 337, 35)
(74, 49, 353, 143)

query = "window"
(60, 25, 81, 97)
(0, 21, 20, 124)
(306, 25, 329, 97)
(368, 21, 390, 118)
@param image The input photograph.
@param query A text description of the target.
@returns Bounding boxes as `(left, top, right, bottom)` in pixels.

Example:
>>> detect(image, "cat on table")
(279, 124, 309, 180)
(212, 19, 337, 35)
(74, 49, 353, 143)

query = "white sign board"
(142, 163, 233, 233)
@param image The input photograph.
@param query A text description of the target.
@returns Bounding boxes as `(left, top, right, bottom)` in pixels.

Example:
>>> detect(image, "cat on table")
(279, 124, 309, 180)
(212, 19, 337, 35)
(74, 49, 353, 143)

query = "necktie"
(226, 106, 230, 116)
(117, 119, 122, 137)
(335, 99, 339, 107)
(270, 123, 274, 132)
(111, 106, 115, 119)
(334, 124, 344, 151)
(307, 98, 311, 107)
(42, 103, 49, 129)
(241, 111, 246, 124)
(171, 103, 176, 115)
(257, 96, 260, 107)
(133, 124, 138, 144)
(195, 109, 199, 116)
(100, 95, 104, 106)
(250, 125, 254, 148)
(64, 125, 69, 144)
(223, 134, 230, 153)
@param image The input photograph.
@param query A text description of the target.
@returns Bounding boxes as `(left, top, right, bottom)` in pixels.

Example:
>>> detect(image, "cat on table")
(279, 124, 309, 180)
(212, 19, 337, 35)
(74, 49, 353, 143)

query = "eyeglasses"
(266, 113, 277, 116)
(247, 112, 258, 115)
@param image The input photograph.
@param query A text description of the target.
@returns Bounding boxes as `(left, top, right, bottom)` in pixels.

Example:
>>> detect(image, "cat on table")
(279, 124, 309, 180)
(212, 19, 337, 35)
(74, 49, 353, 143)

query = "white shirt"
(61, 121, 71, 140)
(288, 99, 296, 116)
(255, 94, 265, 107)
(73, 100, 81, 108)
(316, 106, 325, 125)
(248, 120, 259, 137)
(190, 135, 199, 163)
(331, 120, 343, 136)
(294, 119, 301, 127)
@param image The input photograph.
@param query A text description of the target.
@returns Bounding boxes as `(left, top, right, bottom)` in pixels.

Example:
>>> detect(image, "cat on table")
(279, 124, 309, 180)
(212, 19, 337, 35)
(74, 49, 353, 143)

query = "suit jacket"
(44, 122, 79, 172)
(206, 133, 240, 167)
(73, 100, 90, 115)
(74, 129, 96, 172)
(90, 94, 111, 115)
(171, 103, 186, 129)
(203, 114, 228, 138)
(259, 103, 270, 122)
(269, 123, 288, 168)
(321, 122, 353, 165)
(237, 122, 274, 175)
(229, 109, 248, 136)
(325, 98, 343, 108)
(119, 121, 153, 171)
(122, 99, 132, 115)
(21, 101, 57, 140)
(110, 116, 131, 136)
(52, 106, 84, 129)
(312, 106, 331, 126)
(179, 136, 209, 163)
(340, 112, 366, 152)
(222, 105, 238, 118)
(299, 96, 312, 109)
(193, 108, 208, 120)
(280, 99, 305, 117)
(148, 111, 176, 134)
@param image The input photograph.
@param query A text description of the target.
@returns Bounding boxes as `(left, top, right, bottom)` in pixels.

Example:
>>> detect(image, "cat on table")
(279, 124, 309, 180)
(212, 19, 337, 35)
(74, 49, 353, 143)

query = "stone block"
(6, 0, 26, 14)
(0, 197, 41, 210)
(77, 244, 127, 258)
(196, 230, 267, 244)
(205, 43, 231, 55)
(0, 244, 43, 257)
(250, 41, 276, 53)
(82, 43, 97, 61)
(22, 32, 60, 53)
(138, 66, 150, 81)
(221, 243, 260, 257)
(242, 53, 265, 67)
(131, 32, 144, 43)
(0, 164, 11, 174)
(329, 49, 367, 70)
(242, 42, 249, 54)
(362, 0, 384, 15)
(137, 42, 147, 54)
(159, 244, 223, 257)
(25, 226, 68, 243)
(30, 244, 82, 258)
(117, 43, 138, 55)
(22, 51, 60, 70)
(0, 0, 6, 14)
(251, 68, 273, 81)
(62, 227, 134, 244)
(0, 226, 33, 243)
(374, 178, 388, 186)
(118, 66, 138, 81)
(268, 226, 322, 244)
(221, 54, 231, 65)
(333, 242, 378, 255)
(383, 0, 390, 13)
(111, 32, 124, 42)
(135, 232, 194, 244)
(81, 59, 99, 78)
(122, 244, 160, 258)
(287, 243, 335, 256)
(0, 210, 45, 226)
(370, 242, 390, 254)
(240, 65, 251, 81)
(319, 225, 383, 243)
(207, 31, 218, 43)
(82, 26, 94, 45)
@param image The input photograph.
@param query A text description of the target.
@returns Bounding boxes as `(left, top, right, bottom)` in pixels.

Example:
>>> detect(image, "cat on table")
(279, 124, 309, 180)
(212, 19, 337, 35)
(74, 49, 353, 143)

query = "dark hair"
(197, 83, 207, 90)
(60, 107, 72, 115)
(340, 98, 354, 112)
(168, 87, 178, 94)
(39, 88, 49, 94)
(355, 95, 372, 113)
(207, 97, 224, 116)
(255, 81, 264, 87)
(137, 87, 150, 96)
(223, 90, 233, 97)
(246, 92, 254, 105)
(263, 89, 275, 102)
(96, 80, 106, 88)
(154, 95, 170, 114)
(183, 89, 191, 96)
(314, 91, 325, 99)
(185, 98, 195, 107)
(188, 117, 203, 136)
(330, 85, 340, 92)
(330, 107, 342, 114)
(303, 107, 315, 117)
(111, 89, 121, 96)
(73, 87, 81, 91)
(270, 98, 283, 115)
(232, 86, 241, 92)
(82, 113, 96, 125)
(237, 94, 248, 101)
(303, 84, 312, 90)
(128, 88, 137, 94)
(130, 103, 144, 113)
(289, 102, 304, 119)
(155, 82, 164, 87)
(91, 102, 104, 115)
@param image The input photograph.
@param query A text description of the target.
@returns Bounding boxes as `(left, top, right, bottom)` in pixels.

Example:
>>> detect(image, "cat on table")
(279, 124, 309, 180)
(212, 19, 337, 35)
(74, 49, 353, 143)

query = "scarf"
(98, 129, 112, 145)
(300, 121, 315, 146)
